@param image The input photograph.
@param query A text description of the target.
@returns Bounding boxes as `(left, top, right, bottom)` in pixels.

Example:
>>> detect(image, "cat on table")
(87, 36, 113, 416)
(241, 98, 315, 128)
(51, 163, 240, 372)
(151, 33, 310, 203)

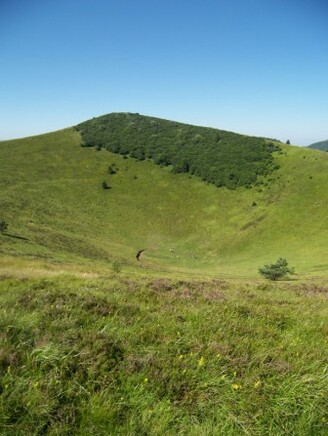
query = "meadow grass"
(0, 267, 327, 435)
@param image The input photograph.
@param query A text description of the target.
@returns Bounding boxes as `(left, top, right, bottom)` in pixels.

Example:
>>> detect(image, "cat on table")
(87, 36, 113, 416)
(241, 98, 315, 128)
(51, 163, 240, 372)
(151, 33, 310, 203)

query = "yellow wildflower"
(144, 378, 148, 383)
(232, 383, 241, 390)
(254, 380, 261, 389)
(178, 354, 184, 360)
(198, 356, 205, 367)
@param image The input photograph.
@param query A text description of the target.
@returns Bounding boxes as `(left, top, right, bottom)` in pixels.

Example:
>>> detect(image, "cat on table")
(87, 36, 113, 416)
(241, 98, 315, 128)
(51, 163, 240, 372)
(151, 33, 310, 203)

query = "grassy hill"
(308, 139, 328, 152)
(1, 117, 328, 434)
(0, 118, 327, 278)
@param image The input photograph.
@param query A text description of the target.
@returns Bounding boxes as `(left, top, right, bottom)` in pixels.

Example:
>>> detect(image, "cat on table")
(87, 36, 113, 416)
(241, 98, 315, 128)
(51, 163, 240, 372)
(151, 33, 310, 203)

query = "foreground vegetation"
(76, 113, 280, 189)
(0, 266, 327, 435)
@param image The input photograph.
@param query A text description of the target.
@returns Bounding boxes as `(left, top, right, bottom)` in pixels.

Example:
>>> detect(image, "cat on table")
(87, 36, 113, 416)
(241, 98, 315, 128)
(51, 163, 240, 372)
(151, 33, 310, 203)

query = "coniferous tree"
(259, 258, 295, 281)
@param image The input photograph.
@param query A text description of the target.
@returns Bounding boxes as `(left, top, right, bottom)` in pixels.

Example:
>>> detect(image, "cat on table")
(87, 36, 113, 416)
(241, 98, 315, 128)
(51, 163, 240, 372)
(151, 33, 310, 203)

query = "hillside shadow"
(2, 233, 30, 241)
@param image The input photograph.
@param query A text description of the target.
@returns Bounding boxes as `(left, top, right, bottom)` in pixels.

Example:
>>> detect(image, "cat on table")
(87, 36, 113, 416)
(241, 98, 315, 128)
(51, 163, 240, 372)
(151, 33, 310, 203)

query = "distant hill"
(75, 113, 280, 189)
(308, 139, 328, 151)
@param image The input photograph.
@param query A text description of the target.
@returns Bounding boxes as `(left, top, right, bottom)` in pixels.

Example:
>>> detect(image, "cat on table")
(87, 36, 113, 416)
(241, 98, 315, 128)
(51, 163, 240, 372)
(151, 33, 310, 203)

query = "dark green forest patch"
(75, 113, 280, 189)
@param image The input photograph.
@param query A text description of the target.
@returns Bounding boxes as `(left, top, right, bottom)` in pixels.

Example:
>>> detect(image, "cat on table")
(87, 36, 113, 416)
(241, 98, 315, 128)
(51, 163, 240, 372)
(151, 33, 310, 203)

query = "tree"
(102, 181, 111, 189)
(259, 258, 295, 281)
(0, 220, 8, 234)
(286, 139, 290, 144)
(108, 164, 117, 174)
(172, 159, 189, 173)
(130, 149, 145, 161)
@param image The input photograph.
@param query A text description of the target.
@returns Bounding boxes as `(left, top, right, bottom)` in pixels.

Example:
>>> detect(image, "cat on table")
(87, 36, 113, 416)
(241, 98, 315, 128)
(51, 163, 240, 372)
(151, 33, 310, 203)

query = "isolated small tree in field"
(108, 164, 118, 174)
(0, 220, 8, 234)
(102, 181, 111, 190)
(259, 258, 295, 281)
(286, 139, 290, 144)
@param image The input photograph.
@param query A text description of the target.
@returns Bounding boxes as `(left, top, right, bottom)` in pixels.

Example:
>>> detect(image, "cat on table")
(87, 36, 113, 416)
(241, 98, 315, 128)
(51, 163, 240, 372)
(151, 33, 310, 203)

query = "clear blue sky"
(1, 0, 327, 145)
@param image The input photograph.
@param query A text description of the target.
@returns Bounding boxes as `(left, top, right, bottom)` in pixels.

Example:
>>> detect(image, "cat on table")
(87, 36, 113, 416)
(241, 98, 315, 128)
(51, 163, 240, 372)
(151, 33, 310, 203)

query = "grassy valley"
(0, 115, 328, 434)
(0, 118, 327, 277)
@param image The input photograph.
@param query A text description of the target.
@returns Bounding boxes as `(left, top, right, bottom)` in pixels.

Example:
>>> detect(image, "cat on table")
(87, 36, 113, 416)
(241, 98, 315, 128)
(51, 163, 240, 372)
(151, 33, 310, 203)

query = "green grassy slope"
(0, 274, 327, 435)
(0, 127, 327, 277)
(308, 139, 328, 152)
(1, 125, 327, 434)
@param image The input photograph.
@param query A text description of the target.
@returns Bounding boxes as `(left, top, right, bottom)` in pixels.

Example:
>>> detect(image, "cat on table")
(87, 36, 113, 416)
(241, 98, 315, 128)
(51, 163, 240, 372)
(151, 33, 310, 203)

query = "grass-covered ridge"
(76, 113, 280, 189)
(308, 139, 328, 152)
(0, 270, 327, 435)
(0, 127, 327, 277)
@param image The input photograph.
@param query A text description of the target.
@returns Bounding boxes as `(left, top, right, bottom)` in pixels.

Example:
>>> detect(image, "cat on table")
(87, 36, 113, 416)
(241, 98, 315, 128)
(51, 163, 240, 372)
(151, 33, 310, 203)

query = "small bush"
(102, 181, 111, 190)
(0, 220, 8, 234)
(108, 164, 118, 174)
(259, 258, 295, 281)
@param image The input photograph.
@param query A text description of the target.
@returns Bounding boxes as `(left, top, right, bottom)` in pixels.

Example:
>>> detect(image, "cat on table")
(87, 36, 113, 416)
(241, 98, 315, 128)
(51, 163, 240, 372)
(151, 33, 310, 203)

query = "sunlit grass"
(0, 271, 327, 434)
